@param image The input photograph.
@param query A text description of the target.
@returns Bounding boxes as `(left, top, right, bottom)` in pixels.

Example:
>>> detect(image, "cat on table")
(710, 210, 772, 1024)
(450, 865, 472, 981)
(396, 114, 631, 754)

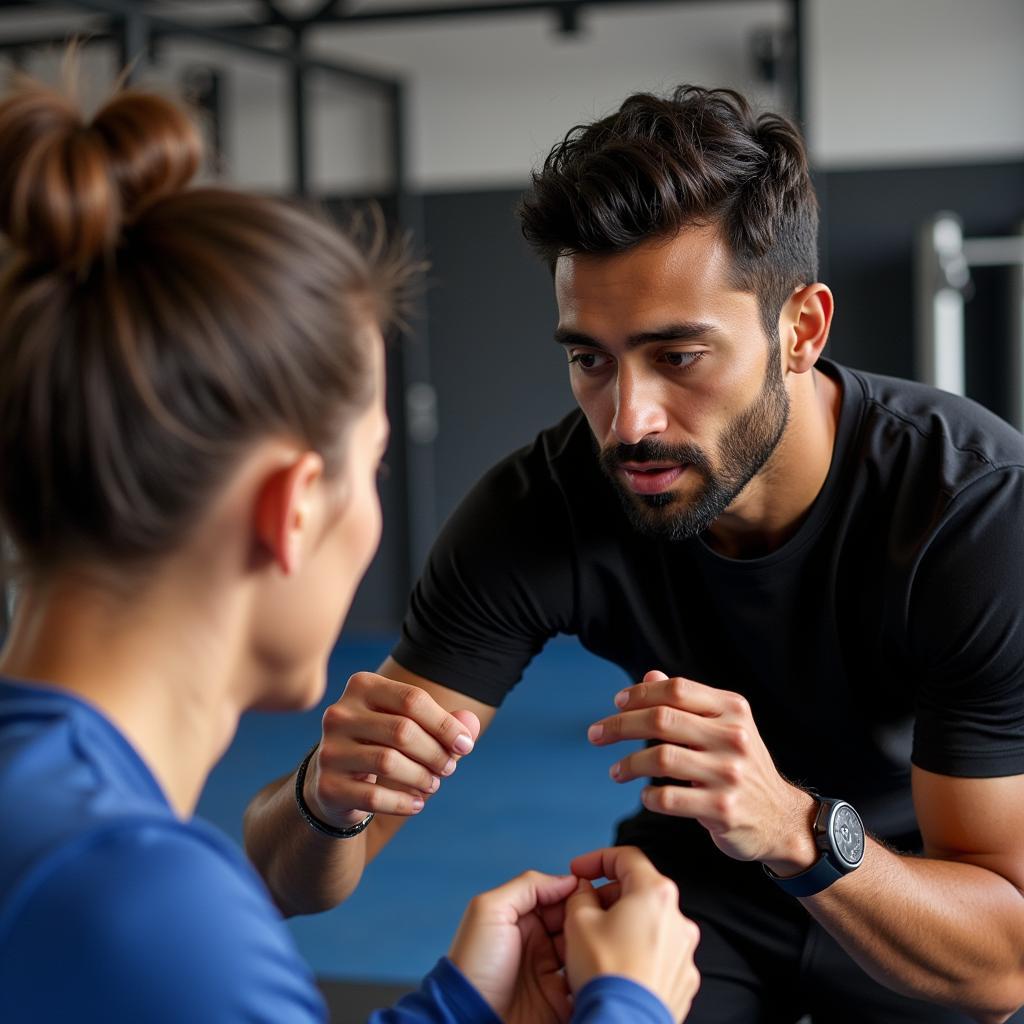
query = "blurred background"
(1, 1, 1022, 1016)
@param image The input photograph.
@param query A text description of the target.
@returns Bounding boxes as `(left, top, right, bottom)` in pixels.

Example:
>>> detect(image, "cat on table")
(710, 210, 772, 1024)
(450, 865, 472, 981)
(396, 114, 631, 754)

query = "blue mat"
(197, 636, 642, 982)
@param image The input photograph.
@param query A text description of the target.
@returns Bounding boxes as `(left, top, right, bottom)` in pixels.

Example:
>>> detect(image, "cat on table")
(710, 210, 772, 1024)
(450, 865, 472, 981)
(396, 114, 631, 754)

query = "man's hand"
(449, 870, 578, 1024)
(565, 846, 701, 1021)
(303, 671, 480, 827)
(588, 670, 818, 875)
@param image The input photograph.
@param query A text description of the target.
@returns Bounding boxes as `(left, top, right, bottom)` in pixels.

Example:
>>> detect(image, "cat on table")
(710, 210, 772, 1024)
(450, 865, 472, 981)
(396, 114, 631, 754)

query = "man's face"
(555, 225, 789, 541)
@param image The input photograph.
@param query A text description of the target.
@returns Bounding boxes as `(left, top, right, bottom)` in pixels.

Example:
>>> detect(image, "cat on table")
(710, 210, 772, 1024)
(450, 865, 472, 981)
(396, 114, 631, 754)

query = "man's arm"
(244, 657, 498, 916)
(590, 672, 1024, 1024)
(798, 768, 1024, 1024)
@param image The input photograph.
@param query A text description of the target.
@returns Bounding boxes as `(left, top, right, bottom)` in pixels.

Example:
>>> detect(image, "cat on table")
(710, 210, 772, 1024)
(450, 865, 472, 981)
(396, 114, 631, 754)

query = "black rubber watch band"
(763, 855, 844, 897)
(294, 744, 374, 839)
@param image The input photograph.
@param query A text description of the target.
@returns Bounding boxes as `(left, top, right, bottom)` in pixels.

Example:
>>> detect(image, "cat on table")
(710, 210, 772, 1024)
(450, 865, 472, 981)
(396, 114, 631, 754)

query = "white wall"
(305, 0, 787, 191)
(806, 0, 1024, 168)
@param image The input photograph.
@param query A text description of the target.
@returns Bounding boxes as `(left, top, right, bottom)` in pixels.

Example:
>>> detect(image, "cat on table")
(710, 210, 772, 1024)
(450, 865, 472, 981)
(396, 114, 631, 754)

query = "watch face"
(831, 804, 865, 866)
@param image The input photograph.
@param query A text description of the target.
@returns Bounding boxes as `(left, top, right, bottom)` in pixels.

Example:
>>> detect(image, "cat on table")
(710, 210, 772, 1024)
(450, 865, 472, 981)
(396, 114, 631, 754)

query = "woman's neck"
(0, 571, 248, 817)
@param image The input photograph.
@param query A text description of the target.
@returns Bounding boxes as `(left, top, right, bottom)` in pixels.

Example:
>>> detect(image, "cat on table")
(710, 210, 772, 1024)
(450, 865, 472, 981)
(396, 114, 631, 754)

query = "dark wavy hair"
(519, 85, 818, 340)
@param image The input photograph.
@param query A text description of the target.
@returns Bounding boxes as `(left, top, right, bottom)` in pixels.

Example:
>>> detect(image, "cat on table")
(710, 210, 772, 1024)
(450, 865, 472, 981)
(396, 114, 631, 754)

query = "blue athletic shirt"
(0, 680, 672, 1024)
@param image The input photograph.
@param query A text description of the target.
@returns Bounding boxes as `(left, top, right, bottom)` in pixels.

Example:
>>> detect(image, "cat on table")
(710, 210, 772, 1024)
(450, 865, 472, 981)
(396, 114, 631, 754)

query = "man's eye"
(662, 351, 704, 370)
(568, 351, 610, 371)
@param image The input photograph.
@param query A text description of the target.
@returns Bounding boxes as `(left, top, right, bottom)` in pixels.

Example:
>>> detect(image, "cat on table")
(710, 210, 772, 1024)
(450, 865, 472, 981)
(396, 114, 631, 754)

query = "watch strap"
(763, 854, 844, 897)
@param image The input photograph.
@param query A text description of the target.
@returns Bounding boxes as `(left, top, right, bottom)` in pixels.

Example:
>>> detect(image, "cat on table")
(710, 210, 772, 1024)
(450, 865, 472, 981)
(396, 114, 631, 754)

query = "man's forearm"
(801, 837, 1024, 1023)
(243, 771, 371, 916)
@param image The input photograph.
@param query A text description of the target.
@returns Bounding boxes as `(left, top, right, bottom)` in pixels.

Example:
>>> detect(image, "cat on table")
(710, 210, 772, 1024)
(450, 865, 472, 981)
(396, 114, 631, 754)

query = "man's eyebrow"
(554, 322, 718, 350)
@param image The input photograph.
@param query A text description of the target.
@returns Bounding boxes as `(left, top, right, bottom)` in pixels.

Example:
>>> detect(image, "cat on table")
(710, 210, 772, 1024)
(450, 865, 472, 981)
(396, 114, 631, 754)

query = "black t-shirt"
(393, 360, 1024, 853)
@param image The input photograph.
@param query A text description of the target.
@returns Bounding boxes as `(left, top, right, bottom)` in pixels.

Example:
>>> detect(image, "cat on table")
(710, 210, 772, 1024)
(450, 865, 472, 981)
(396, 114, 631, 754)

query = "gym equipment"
(916, 213, 1024, 430)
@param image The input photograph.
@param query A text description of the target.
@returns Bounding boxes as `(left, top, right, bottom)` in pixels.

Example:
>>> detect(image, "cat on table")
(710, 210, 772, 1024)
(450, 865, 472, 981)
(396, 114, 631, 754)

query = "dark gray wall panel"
(422, 189, 572, 526)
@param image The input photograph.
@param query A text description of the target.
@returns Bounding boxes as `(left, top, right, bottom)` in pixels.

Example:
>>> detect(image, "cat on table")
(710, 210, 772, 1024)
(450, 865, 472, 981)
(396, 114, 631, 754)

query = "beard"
(598, 350, 790, 542)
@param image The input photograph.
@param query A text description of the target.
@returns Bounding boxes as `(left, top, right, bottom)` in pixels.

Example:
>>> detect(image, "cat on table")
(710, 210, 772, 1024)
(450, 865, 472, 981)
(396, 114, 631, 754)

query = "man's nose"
(611, 366, 668, 445)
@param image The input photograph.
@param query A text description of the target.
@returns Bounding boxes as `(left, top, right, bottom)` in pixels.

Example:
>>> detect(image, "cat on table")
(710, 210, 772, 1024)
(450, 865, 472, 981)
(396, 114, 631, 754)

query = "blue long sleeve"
(573, 976, 674, 1024)
(370, 960, 673, 1024)
(368, 959, 499, 1024)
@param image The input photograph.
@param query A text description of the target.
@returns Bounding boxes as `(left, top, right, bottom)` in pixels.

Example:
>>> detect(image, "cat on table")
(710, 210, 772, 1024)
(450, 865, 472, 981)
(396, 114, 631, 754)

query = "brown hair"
(0, 70, 411, 578)
(519, 85, 818, 340)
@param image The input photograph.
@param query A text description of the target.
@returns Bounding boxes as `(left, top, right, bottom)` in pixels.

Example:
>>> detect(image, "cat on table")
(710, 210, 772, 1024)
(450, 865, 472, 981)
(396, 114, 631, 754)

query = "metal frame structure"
(916, 213, 1024, 430)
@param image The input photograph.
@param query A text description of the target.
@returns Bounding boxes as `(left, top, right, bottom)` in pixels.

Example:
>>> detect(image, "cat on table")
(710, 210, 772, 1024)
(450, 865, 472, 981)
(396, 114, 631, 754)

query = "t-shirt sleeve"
(571, 976, 674, 1024)
(392, 446, 577, 706)
(908, 466, 1024, 777)
(369, 957, 500, 1024)
(0, 824, 326, 1024)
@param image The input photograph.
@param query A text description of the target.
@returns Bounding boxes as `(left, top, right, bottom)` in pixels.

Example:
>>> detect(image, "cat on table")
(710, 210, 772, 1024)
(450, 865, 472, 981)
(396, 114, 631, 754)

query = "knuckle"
(391, 718, 416, 747)
(719, 759, 742, 786)
(655, 877, 679, 904)
(652, 705, 676, 734)
(321, 702, 346, 730)
(713, 792, 735, 820)
(345, 671, 372, 694)
(670, 678, 688, 704)
(727, 725, 750, 754)
(398, 686, 425, 716)
(653, 745, 676, 773)
(727, 693, 750, 718)
(374, 747, 399, 776)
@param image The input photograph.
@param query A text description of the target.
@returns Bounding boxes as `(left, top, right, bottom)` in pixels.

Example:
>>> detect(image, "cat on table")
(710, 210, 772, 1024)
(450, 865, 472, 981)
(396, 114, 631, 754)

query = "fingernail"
(614, 690, 629, 708)
(442, 758, 456, 776)
(610, 763, 621, 779)
(453, 734, 474, 755)
(411, 798, 424, 812)
(588, 723, 604, 742)
(429, 776, 440, 793)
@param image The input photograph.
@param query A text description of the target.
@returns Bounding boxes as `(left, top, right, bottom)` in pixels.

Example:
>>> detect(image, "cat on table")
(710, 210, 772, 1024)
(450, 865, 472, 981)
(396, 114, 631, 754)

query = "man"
(245, 86, 1024, 1023)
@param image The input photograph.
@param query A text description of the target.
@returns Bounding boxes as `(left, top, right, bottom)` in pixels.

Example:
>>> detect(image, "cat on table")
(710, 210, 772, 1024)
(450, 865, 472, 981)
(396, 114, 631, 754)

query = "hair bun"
(0, 81, 202, 273)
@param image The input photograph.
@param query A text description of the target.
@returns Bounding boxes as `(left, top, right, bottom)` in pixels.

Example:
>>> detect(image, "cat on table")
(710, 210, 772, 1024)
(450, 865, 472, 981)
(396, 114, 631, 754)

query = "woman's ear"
(781, 283, 834, 374)
(254, 451, 325, 576)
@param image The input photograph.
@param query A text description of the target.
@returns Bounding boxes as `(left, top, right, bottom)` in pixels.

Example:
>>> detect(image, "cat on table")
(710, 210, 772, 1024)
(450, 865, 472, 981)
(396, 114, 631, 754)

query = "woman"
(0, 69, 699, 1023)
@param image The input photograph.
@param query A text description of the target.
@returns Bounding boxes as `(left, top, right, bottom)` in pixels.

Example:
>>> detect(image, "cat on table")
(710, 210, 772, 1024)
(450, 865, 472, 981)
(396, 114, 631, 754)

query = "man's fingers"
(589, 705, 707, 747)
(337, 713, 455, 779)
(323, 743, 441, 796)
(344, 673, 476, 755)
(321, 777, 426, 817)
(610, 744, 720, 785)
(614, 675, 746, 718)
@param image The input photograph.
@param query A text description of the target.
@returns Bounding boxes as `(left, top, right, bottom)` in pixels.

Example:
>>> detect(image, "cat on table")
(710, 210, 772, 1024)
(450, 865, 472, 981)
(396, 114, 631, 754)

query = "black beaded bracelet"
(294, 744, 374, 839)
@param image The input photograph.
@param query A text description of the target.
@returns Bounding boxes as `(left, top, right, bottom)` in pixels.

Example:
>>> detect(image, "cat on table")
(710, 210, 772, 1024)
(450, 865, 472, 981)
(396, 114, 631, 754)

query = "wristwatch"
(764, 796, 865, 897)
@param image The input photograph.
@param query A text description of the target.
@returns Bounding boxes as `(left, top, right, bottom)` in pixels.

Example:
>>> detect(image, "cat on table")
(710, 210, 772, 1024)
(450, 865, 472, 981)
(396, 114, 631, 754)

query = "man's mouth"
(618, 462, 686, 495)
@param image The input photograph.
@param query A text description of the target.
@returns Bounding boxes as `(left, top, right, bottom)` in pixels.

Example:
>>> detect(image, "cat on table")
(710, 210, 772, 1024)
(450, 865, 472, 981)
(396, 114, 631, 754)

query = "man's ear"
(780, 283, 834, 374)
(254, 451, 325, 576)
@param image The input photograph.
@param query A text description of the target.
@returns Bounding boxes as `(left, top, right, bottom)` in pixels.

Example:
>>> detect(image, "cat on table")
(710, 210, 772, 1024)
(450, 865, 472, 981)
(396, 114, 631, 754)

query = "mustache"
(599, 439, 712, 475)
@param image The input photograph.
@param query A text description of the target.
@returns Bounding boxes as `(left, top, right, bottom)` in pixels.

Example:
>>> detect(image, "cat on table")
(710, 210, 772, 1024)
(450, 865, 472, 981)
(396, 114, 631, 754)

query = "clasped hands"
(448, 845, 700, 1024)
